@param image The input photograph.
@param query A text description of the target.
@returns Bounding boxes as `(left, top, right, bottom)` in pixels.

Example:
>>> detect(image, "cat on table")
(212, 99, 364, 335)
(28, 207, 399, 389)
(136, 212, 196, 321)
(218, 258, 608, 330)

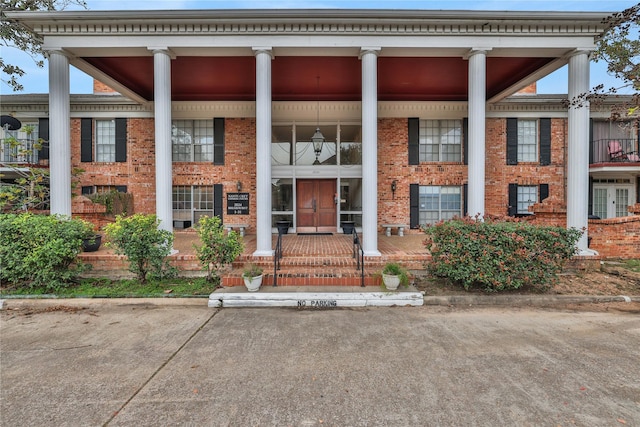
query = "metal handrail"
(273, 230, 283, 287)
(352, 228, 365, 287)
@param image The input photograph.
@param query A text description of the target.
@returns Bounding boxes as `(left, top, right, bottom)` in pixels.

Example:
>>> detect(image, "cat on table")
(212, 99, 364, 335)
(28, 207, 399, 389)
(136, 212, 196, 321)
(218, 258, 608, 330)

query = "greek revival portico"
(12, 9, 606, 256)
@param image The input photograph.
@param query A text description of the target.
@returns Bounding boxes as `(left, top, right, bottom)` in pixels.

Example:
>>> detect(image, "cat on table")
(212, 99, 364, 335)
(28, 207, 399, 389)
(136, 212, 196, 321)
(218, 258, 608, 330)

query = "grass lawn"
(0, 277, 215, 298)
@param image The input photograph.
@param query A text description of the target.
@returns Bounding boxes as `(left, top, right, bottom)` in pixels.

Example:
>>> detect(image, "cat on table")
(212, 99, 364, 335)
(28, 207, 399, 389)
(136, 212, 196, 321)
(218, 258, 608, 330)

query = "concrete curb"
(423, 294, 639, 306)
(1, 294, 638, 310)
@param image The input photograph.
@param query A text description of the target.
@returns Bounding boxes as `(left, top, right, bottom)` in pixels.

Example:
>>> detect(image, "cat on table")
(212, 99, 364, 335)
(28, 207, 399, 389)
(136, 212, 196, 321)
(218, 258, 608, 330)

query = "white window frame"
(95, 119, 116, 163)
(172, 185, 215, 223)
(517, 119, 537, 163)
(419, 119, 462, 163)
(419, 185, 462, 225)
(517, 185, 537, 215)
(171, 119, 214, 162)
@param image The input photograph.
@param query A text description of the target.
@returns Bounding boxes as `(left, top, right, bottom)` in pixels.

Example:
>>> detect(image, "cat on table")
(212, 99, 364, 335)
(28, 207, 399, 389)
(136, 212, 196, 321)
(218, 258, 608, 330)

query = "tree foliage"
(1, 0, 87, 91)
(593, 3, 640, 119)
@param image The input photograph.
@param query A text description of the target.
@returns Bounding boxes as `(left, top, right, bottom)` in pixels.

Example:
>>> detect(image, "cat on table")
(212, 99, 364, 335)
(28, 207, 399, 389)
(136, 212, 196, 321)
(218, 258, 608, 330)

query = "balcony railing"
(1, 139, 46, 164)
(590, 138, 640, 164)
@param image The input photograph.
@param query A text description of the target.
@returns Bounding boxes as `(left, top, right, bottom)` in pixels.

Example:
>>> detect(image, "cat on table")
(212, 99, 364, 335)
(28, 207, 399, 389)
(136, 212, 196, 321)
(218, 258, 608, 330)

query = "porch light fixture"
(312, 76, 325, 165)
(391, 180, 397, 199)
(236, 181, 242, 192)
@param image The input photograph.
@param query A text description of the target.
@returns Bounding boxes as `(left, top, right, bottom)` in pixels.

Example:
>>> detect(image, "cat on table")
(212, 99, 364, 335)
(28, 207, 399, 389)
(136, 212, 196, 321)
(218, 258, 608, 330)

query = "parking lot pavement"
(2, 301, 639, 426)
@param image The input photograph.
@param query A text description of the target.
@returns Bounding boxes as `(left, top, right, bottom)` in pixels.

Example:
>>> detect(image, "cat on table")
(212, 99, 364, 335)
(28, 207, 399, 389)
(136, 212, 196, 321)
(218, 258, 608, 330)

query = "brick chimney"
(93, 79, 119, 95)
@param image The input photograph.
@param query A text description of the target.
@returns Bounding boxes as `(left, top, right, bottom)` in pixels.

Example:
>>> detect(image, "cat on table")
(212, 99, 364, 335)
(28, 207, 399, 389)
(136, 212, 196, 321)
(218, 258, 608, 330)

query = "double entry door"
(296, 179, 337, 233)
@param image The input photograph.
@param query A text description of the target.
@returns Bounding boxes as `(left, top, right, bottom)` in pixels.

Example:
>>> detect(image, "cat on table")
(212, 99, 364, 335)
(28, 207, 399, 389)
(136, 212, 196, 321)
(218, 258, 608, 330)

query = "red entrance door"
(296, 179, 337, 233)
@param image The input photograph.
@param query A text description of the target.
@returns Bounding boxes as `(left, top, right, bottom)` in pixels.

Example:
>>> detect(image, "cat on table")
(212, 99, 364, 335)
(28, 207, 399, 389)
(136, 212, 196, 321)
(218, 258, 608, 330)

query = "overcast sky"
(1, 0, 638, 95)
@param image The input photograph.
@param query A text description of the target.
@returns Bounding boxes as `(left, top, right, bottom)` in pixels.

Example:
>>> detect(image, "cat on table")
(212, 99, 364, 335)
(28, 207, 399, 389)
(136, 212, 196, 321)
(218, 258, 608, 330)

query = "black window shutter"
(462, 117, 468, 165)
(37, 118, 49, 160)
(81, 118, 93, 162)
(410, 183, 420, 229)
(508, 183, 518, 216)
(115, 118, 127, 162)
(539, 183, 549, 202)
(408, 118, 419, 165)
(539, 118, 551, 166)
(589, 177, 594, 216)
(81, 186, 94, 195)
(463, 183, 468, 216)
(214, 184, 223, 221)
(213, 118, 225, 165)
(636, 176, 640, 207)
(115, 185, 127, 193)
(506, 118, 518, 165)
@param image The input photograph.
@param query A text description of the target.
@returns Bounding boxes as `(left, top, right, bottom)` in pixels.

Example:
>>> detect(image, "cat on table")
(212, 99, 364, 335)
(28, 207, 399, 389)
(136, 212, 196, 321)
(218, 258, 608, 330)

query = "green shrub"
(104, 214, 176, 283)
(242, 263, 263, 278)
(194, 215, 244, 283)
(423, 217, 581, 292)
(0, 213, 93, 290)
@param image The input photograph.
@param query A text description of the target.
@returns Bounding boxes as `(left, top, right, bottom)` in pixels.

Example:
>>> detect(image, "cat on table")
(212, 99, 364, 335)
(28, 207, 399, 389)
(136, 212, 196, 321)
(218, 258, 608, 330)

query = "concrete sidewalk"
(2, 301, 639, 426)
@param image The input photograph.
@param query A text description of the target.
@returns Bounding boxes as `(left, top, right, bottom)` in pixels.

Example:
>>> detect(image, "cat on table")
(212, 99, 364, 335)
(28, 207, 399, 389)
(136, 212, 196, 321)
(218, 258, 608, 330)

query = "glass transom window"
(419, 120, 462, 162)
(517, 119, 537, 162)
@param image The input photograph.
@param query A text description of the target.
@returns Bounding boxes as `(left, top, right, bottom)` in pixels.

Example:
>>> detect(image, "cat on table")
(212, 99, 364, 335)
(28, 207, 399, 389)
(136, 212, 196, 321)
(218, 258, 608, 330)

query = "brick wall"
(377, 117, 567, 231)
(588, 216, 640, 258)
(72, 117, 257, 229)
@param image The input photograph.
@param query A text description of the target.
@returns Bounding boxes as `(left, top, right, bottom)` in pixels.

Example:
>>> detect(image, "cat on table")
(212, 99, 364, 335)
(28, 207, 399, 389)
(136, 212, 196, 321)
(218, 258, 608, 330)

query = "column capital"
(359, 47, 381, 59)
(463, 48, 492, 60)
(252, 47, 274, 58)
(148, 47, 176, 59)
(565, 49, 594, 60)
(43, 48, 74, 60)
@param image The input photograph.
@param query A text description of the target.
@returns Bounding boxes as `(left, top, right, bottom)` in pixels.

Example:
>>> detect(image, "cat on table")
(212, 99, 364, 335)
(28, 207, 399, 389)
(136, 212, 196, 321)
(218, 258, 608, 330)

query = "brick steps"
(222, 266, 380, 287)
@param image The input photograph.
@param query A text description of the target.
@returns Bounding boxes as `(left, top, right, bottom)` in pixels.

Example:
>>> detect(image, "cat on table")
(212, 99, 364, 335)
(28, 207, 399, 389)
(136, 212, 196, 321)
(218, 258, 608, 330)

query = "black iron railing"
(590, 138, 639, 164)
(351, 228, 365, 287)
(273, 229, 283, 287)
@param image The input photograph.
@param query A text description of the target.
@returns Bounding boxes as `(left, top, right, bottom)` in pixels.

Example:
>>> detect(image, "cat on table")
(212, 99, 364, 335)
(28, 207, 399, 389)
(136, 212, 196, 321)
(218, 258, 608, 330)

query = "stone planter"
(243, 274, 263, 292)
(382, 273, 401, 291)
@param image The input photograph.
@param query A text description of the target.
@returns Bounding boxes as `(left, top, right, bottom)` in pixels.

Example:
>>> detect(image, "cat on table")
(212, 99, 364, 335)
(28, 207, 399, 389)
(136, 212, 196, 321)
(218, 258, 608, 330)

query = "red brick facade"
(69, 114, 639, 258)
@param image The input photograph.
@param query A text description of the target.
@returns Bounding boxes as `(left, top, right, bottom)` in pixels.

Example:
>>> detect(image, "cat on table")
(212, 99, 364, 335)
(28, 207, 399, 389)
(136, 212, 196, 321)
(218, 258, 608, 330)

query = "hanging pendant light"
(312, 76, 325, 165)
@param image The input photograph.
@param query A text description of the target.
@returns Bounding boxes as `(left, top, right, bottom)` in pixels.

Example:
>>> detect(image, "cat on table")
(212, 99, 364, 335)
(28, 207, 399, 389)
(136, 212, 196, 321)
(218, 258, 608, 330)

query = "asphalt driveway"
(1, 300, 639, 426)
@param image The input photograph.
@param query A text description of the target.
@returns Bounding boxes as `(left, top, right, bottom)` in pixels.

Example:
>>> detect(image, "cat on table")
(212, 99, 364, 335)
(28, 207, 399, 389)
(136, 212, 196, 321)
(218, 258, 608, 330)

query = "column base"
(363, 250, 382, 257)
(577, 248, 599, 256)
(253, 250, 275, 257)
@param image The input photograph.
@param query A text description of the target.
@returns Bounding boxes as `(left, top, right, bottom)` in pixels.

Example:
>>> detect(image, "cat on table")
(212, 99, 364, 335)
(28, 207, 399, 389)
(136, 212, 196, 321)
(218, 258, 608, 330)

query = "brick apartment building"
(1, 9, 639, 258)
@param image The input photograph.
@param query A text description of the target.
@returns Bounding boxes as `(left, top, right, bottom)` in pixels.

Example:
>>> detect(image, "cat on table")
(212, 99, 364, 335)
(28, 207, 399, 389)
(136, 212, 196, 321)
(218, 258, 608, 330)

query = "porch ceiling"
(81, 55, 556, 102)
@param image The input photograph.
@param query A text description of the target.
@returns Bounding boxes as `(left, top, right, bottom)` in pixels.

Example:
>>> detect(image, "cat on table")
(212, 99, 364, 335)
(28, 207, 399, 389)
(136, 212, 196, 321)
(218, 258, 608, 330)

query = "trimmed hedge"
(423, 217, 581, 292)
(0, 213, 93, 290)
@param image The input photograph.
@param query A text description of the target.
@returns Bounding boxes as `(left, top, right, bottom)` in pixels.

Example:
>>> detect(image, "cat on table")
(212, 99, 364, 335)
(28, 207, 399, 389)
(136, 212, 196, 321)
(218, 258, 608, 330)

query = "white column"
(253, 47, 274, 257)
(48, 50, 71, 217)
(151, 48, 173, 233)
(360, 48, 381, 256)
(567, 50, 595, 254)
(466, 49, 489, 220)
